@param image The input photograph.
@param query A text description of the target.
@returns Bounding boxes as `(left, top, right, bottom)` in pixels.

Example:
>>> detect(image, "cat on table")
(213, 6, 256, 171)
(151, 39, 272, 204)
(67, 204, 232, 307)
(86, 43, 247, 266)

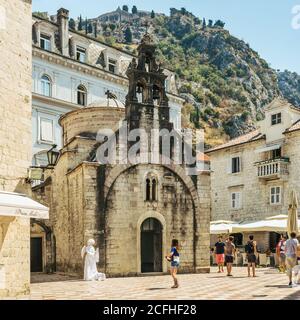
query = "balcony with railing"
(255, 157, 290, 180)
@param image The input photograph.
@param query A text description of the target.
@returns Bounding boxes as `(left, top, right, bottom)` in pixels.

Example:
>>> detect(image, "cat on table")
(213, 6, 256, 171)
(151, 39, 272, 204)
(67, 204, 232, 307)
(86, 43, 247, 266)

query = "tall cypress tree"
(69, 18, 76, 30)
(85, 17, 88, 34)
(124, 26, 132, 43)
(94, 22, 98, 38)
(78, 15, 83, 31)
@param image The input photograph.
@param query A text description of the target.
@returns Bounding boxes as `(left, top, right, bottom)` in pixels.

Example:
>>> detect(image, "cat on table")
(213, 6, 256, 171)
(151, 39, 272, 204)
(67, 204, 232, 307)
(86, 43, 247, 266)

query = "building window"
(40, 34, 51, 51)
(270, 186, 281, 204)
(231, 192, 241, 210)
(41, 75, 52, 97)
(77, 85, 87, 106)
(145, 175, 158, 202)
(231, 156, 241, 173)
(76, 46, 86, 63)
(271, 147, 281, 159)
(40, 118, 54, 143)
(108, 58, 117, 73)
(271, 113, 282, 126)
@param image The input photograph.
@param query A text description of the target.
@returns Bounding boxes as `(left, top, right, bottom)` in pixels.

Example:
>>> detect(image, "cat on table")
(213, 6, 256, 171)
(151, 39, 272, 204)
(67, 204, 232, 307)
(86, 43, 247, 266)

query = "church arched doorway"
(141, 218, 162, 273)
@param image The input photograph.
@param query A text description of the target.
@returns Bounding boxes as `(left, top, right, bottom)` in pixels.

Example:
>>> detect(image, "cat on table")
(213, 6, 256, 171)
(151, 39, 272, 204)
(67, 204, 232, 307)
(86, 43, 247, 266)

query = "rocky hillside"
(40, 7, 300, 147)
(278, 70, 300, 108)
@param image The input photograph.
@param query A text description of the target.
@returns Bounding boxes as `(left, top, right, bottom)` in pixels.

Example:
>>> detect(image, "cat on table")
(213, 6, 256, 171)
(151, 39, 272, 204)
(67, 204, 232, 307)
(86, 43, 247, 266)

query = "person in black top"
(215, 236, 226, 273)
(245, 235, 257, 277)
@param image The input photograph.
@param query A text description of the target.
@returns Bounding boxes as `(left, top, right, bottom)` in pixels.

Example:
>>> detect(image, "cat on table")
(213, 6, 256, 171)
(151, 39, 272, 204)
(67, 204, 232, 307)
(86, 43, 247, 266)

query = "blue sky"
(32, 0, 300, 74)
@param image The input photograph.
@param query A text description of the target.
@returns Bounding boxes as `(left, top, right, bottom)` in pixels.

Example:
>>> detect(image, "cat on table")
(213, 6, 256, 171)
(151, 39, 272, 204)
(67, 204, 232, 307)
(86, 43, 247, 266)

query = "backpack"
(245, 241, 254, 254)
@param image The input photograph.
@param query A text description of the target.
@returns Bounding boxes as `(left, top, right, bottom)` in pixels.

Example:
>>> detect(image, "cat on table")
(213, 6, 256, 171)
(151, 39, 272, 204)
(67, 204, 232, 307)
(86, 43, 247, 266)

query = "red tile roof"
(284, 119, 300, 133)
(206, 130, 265, 154)
(197, 152, 210, 162)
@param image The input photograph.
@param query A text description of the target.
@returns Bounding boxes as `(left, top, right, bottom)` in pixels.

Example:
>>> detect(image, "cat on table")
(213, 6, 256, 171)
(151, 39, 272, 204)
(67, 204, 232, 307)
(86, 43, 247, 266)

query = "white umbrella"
(232, 214, 300, 233)
(288, 190, 299, 236)
(210, 220, 239, 234)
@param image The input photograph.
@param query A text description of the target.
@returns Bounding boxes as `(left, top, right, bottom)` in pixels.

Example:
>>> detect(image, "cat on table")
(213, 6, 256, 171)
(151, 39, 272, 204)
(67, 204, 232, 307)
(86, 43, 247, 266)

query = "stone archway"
(30, 220, 55, 273)
(136, 211, 167, 274)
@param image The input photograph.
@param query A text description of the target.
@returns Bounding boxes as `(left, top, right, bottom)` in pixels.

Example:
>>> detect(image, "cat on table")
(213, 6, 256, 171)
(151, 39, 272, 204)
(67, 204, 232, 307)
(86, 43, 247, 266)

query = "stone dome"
(88, 97, 125, 108)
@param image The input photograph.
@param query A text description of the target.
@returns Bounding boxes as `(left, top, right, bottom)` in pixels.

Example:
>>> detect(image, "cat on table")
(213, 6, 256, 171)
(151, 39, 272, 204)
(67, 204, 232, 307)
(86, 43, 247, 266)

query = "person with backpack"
(245, 235, 257, 277)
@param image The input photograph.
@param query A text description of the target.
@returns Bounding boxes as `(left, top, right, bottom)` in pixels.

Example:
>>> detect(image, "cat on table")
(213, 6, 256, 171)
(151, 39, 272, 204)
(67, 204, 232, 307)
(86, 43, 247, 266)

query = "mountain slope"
(70, 7, 299, 147)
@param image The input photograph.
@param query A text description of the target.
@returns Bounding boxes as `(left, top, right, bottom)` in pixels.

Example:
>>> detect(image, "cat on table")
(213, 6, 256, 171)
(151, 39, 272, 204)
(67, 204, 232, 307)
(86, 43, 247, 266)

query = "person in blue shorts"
(165, 239, 180, 288)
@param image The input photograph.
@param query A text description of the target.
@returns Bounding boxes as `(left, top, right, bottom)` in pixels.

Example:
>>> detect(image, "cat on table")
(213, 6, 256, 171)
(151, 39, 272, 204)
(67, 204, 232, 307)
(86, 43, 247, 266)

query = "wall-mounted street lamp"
(46, 144, 60, 167)
(26, 144, 60, 183)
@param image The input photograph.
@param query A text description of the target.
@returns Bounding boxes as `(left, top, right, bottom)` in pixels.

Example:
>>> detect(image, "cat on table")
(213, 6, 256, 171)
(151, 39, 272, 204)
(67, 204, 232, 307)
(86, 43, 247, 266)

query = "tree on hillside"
(122, 5, 129, 12)
(151, 10, 155, 19)
(69, 18, 76, 30)
(202, 18, 206, 29)
(78, 15, 83, 31)
(85, 18, 88, 34)
(109, 23, 116, 31)
(124, 26, 132, 43)
(94, 22, 98, 38)
(180, 7, 187, 15)
(88, 22, 93, 34)
(214, 20, 225, 28)
(132, 5, 138, 14)
(208, 19, 213, 28)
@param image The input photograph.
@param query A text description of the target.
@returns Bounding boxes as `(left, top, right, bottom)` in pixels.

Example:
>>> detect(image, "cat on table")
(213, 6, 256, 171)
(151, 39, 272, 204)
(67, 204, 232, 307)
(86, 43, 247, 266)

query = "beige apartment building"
(0, 0, 48, 298)
(207, 98, 300, 251)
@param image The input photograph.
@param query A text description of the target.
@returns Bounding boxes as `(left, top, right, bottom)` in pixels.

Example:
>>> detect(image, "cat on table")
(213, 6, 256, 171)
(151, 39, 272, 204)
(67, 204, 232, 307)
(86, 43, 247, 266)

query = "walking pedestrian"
(285, 232, 299, 287)
(165, 239, 180, 288)
(224, 236, 235, 276)
(245, 235, 257, 277)
(215, 236, 225, 273)
(276, 234, 287, 273)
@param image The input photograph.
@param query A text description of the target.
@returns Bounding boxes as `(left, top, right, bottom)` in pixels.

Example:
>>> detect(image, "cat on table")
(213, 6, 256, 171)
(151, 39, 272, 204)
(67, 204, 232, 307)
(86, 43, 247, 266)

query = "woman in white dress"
(81, 239, 106, 281)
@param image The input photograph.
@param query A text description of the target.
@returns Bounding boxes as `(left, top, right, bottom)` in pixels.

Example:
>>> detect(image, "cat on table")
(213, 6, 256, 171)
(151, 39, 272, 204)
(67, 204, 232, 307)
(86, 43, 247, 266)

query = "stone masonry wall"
(0, 0, 32, 298)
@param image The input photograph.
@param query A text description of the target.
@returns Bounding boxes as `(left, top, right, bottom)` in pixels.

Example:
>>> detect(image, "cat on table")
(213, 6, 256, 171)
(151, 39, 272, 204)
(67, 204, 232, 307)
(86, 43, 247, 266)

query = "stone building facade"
(207, 98, 300, 251)
(33, 35, 210, 277)
(0, 0, 48, 298)
(31, 8, 182, 168)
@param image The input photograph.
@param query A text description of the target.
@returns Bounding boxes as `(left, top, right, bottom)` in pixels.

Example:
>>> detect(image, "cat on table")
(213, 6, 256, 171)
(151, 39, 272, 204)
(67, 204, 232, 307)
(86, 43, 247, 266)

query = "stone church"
(33, 34, 210, 276)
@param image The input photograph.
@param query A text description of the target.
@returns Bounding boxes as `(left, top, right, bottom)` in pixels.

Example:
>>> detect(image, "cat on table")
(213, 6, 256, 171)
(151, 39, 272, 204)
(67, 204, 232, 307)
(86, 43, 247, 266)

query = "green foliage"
(78, 15, 83, 31)
(122, 5, 129, 12)
(88, 23, 93, 34)
(33, 12, 48, 19)
(132, 6, 138, 14)
(151, 10, 155, 19)
(124, 27, 132, 43)
(69, 18, 76, 30)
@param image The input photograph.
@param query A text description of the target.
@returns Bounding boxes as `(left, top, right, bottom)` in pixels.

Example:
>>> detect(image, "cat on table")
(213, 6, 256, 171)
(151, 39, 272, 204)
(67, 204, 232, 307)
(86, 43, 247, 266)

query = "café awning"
(0, 191, 49, 219)
(255, 143, 281, 153)
(210, 220, 240, 234)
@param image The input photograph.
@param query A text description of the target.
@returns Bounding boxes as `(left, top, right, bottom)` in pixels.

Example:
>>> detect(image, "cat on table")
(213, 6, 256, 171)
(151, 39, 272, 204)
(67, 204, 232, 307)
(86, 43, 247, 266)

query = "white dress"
(81, 245, 106, 281)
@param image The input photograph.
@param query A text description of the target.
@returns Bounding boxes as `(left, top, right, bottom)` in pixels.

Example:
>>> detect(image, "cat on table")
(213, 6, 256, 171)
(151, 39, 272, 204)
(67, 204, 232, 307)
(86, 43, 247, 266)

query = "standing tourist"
(245, 235, 257, 277)
(225, 236, 236, 276)
(215, 236, 226, 273)
(165, 239, 180, 288)
(285, 232, 299, 287)
(276, 234, 287, 273)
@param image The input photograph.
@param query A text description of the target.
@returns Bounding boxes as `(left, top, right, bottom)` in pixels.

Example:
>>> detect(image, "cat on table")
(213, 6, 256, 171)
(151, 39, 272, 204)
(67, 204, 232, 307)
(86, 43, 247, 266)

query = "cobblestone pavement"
(23, 268, 300, 300)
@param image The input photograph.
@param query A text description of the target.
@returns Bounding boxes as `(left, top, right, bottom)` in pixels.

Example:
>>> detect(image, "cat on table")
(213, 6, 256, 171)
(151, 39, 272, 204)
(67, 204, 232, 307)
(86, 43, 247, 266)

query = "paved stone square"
(23, 267, 300, 300)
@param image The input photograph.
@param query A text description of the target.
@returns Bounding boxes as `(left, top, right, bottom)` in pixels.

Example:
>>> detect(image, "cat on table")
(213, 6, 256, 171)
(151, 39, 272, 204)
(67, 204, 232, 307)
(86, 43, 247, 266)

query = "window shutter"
(227, 157, 232, 174)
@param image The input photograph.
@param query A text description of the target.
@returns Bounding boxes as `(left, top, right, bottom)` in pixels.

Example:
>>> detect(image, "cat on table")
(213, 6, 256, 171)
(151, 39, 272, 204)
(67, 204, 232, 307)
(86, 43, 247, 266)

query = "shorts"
(279, 253, 286, 264)
(286, 256, 297, 277)
(216, 254, 225, 264)
(247, 254, 256, 264)
(225, 255, 234, 264)
(171, 261, 180, 268)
